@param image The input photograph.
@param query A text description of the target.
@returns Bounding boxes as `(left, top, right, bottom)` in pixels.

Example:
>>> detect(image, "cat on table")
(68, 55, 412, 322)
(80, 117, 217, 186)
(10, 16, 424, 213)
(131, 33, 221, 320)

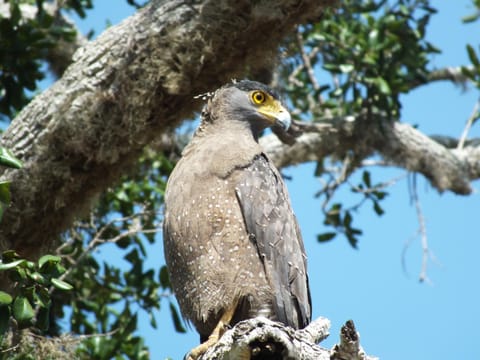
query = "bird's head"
(200, 80, 291, 137)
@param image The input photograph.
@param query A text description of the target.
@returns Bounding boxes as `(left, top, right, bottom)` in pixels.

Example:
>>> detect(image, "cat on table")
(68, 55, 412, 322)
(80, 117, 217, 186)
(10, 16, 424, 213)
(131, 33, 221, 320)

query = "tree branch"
(0, 0, 336, 257)
(199, 317, 376, 360)
(425, 66, 474, 89)
(201, 317, 330, 359)
(260, 114, 477, 195)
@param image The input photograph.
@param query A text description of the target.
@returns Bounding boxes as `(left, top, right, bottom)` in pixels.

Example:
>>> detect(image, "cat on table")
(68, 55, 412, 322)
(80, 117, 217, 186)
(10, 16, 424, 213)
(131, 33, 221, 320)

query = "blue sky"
(69, 1, 480, 359)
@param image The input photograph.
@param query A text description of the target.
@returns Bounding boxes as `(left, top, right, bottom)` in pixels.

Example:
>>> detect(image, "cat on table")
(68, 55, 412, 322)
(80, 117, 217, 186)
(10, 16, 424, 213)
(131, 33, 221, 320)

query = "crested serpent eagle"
(163, 80, 311, 359)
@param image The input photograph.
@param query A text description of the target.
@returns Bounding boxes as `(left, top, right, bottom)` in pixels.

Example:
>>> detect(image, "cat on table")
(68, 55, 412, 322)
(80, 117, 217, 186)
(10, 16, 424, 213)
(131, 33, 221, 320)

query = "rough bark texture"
(198, 317, 377, 360)
(0, 0, 336, 257)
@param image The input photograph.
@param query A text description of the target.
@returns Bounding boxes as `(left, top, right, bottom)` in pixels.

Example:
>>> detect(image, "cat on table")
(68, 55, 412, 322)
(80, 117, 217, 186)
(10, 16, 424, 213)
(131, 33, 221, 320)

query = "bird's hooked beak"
(257, 99, 291, 131)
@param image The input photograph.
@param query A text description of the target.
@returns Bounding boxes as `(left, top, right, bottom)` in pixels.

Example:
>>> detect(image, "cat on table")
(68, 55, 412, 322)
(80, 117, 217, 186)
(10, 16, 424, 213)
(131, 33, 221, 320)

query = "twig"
(288, 46, 321, 88)
(0, 343, 20, 353)
(317, 153, 354, 205)
(34, 210, 161, 319)
(457, 99, 480, 150)
(409, 174, 431, 284)
(59, 212, 160, 282)
(401, 229, 416, 278)
(296, 30, 321, 93)
(349, 173, 406, 195)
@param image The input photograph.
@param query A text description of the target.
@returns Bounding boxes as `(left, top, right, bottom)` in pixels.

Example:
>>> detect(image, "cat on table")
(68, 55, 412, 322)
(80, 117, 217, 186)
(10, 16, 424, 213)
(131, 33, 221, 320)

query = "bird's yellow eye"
(251, 91, 266, 105)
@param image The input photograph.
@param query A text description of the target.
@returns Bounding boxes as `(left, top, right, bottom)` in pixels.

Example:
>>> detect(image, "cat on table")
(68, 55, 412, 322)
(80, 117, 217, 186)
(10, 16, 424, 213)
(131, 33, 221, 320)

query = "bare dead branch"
(331, 320, 378, 360)
(409, 175, 431, 284)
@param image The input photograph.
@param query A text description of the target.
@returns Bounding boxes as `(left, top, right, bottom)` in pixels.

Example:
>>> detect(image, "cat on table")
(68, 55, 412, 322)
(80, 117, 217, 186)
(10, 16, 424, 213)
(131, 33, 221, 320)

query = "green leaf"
(346, 232, 359, 249)
(123, 311, 138, 335)
(0, 181, 11, 204)
(339, 64, 354, 73)
(373, 201, 385, 216)
(0, 147, 23, 169)
(12, 296, 34, 323)
(467, 44, 480, 68)
(317, 232, 337, 242)
(325, 203, 342, 226)
(1, 250, 19, 262)
(10, 267, 27, 282)
(169, 302, 186, 333)
(125, 248, 140, 264)
(314, 160, 325, 177)
(51, 278, 74, 291)
(28, 271, 46, 284)
(343, 211, 352, 228)
(0, 306, 10, 337)
(373, 190, 388, 200)
(371, 77, 391, 95)
(149, 311, 157, 329)
(0, 202, 5, 223)
(0, 259, 26, 271)
(462, 13, 480, 24)
(323, 63, 340, 72)
(36, 306, 50, 331)
(461, 65, 476, 79)
(38, 254, 61, 269)
(0, 182, 11, 221)
(362, 170, 371, 187)
(159, 266, 170, 289)
(0, 291, 12, 305)
(35, 286, 51, 308)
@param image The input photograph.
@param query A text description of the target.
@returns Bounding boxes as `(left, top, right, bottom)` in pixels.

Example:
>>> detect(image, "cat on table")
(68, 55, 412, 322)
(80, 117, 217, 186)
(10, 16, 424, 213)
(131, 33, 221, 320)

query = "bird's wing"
(234, 153, 311, 328)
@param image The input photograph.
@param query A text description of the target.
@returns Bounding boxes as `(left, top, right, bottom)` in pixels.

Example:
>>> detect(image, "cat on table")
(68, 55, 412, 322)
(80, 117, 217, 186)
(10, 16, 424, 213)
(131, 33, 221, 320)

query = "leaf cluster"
(0, 0, 88, 120)
(318, 171, 388, 248)
(285, 0, 439, 119)
(0, 251, 73, 349)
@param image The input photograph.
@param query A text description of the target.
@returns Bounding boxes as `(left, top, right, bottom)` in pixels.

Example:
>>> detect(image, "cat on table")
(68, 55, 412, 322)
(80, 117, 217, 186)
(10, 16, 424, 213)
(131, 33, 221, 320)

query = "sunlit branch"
(261, 114, 478, 195)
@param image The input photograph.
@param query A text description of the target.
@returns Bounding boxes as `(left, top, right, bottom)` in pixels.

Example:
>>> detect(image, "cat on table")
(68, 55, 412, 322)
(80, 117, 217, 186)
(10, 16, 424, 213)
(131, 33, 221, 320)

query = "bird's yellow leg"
(187, 302, 249, 360)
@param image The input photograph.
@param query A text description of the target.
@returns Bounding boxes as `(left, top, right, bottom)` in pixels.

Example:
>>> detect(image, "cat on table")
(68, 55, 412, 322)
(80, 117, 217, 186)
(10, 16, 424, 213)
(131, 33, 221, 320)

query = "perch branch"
(198, 317, 376, 360)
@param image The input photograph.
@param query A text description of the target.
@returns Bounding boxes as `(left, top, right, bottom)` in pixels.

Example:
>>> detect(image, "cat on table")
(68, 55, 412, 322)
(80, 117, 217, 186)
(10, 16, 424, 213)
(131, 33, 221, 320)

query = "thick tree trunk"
(0, 0, 335, 257)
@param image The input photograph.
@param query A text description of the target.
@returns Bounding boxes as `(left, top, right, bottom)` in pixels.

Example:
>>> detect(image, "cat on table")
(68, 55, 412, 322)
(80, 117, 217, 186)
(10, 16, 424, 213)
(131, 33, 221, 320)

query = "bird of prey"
(163, 80, 311, 359)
